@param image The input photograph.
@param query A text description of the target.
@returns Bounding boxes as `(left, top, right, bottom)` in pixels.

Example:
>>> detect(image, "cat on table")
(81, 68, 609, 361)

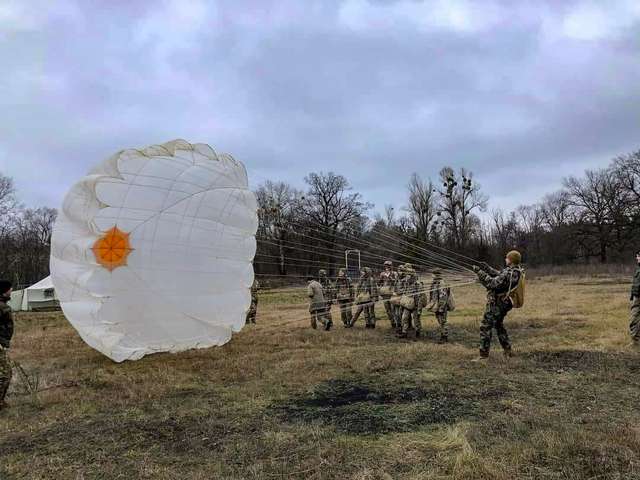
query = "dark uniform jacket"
(631, 266, 640, 301)
(0, 297, 14, 349)
(477, 266, 522, 304)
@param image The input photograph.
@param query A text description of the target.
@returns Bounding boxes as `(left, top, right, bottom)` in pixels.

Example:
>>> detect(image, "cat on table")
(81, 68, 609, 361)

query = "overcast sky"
(1, 0, 639, 218)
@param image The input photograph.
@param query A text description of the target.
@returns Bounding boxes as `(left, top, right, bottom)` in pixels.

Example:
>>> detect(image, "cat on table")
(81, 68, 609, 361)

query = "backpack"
(446, 289, 456, 311)
(507, 268, 525, 308)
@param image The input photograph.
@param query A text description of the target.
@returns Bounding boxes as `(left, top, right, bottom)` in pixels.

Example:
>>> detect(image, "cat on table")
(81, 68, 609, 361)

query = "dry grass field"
(1, 274, 639, 479)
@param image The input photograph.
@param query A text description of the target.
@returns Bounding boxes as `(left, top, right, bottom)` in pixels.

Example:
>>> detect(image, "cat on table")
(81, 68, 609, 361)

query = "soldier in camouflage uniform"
(399, 266, 422, 338)
(427, 269, 453, 343)
(307, 275, 332, 331)
(350, 267, 378, 328)
(335, 269, 354, 327)
(0, 280, 14, 410)
(378, 260, 399, 329)
(472, 250, 523, 360)
(245, 278, 260, 324)
(391, 264, 407, 332)
(630, 250, 640, 343)
(318, 269, 334, 324)
(415, 276, 429, 337)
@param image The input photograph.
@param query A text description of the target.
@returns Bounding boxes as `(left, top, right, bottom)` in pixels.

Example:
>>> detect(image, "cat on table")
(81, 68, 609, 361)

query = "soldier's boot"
(324, 319, 332, 331)
(310, 314, 317, 330)
(438, 334, 448, 344)
(415, 330, 421, 338)
(472, 349, 490, 362)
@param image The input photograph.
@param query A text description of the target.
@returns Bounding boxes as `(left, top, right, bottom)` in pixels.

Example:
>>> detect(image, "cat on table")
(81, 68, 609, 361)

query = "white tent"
(9, 276, 59, 311)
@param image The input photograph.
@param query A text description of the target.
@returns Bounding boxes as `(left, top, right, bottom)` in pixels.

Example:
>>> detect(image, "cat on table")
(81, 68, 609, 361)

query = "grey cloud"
(1, 0, 639, 217)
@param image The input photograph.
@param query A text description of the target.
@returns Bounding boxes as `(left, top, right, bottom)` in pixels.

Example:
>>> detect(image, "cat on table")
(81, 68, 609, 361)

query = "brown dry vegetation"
(1, 274, 640, 480)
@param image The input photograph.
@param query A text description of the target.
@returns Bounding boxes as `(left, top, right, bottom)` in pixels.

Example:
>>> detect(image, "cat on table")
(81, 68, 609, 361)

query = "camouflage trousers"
(245, 296, 258, 324)
(435, 312, 449, 339)
(337, 299, 353, 326)
(352, 302, 375, 327)
(393, 305, 403, 330)
(401, 308, 421, 334)
(0, 347, 11, 405)
(630, 298, 640, 341)
(310, 308, 332, 330)
(324, 301, 333, 324)
(381, 297, 397, 328)
(479, 300, 512, 356)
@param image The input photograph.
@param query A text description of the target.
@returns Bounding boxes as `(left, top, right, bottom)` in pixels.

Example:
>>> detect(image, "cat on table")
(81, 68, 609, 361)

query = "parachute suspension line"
(249, 177, 476, 272)
(356, 226, 476, 273)
(256, 236, 469, 275)
(282, 217, 474, 274)
(262, 218, 473, 276)
(253, 280, 479, 325)
(255, 237, 471, 279)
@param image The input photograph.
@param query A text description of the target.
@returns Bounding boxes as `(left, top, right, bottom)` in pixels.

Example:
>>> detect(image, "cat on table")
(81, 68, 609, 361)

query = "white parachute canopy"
(50, 140, 258, 362)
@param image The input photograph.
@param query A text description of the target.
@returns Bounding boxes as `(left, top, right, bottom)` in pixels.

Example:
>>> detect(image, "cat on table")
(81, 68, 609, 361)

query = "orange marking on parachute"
(92, 226, 133, 271)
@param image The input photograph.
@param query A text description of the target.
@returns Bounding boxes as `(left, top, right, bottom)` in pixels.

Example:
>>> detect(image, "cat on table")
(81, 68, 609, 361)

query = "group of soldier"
(0, 250, 638, 410)
(305, 261, 455, 342)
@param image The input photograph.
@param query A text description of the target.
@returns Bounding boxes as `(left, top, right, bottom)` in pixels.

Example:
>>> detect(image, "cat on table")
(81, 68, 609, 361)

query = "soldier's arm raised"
(477, 269, 511, 291)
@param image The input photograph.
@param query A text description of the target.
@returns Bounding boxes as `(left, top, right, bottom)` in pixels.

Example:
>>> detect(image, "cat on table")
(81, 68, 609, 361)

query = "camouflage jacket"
(632, 266, 640, 300)
(0, 297, 14, 349)
(307, 280, 326, 312)
(355, 276, 378, 298)
(429, 279, 451, 313)
(477, 266, 522, 303)
(400, 276, 420, 300)
(378, 271, 398, 288)
(319, 277, 334, 301)
(334, 277, 353, 300)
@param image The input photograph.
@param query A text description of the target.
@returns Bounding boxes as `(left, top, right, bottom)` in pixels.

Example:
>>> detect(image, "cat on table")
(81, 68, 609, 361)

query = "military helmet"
(403, 263, 413, 271)
(338, 268, 345, 276)
(506, 250, 522, 265)
(319, 269, 327, 275)
(397, 264, 406, 272)
(383, 260, 393, 267)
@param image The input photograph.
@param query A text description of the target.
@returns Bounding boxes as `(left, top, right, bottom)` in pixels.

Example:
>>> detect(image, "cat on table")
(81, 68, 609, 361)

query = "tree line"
(1, 148, 638, 286)
(255, 150, 640, 278)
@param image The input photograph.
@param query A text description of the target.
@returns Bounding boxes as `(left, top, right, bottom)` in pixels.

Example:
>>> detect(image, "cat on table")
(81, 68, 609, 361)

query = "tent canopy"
(9, 276, 59, 311)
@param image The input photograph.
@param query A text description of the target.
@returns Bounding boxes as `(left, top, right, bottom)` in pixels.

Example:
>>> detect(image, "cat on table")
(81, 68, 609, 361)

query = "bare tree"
(255, 180, 302, 275)
(540, 191, 572, 230)
(436, 167, 488, 249)
(300, 172, 371, 274)
(405, 173, 436, 241)
(0, 174, 17, 217)
(563, 168, 628, 263)
(491, 208, 519, 253)
(301, 171, 371, 234)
